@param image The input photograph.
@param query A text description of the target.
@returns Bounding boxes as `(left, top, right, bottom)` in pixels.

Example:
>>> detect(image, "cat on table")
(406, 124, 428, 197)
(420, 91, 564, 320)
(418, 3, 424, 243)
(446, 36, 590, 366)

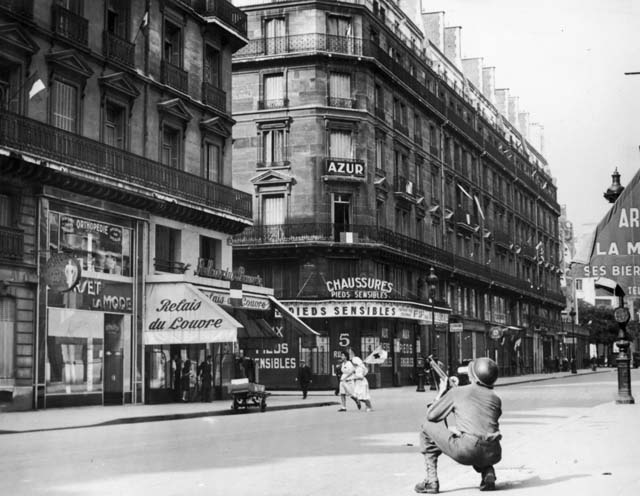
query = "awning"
(145, 283, 241, 345)
(269, 296, 320, 336)
(234, 309, 280, 339)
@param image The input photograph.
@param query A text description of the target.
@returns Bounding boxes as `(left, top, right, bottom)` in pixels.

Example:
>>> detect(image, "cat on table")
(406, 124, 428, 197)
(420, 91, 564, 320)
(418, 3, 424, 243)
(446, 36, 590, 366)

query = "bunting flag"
(364, 345, 388, 364)
(457, 183, 472, 199)
(474, 195, 485, 220)
(28, 78, 45, 100)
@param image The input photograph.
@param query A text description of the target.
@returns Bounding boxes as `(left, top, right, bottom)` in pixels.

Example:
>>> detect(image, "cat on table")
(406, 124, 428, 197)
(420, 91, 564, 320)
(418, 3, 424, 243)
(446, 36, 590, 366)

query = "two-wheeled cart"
(228, 379, 270, 412)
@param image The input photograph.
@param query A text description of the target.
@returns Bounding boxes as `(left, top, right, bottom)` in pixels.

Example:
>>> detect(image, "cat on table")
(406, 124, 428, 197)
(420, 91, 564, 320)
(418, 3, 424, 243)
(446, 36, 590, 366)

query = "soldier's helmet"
(468, 357, 499, 387)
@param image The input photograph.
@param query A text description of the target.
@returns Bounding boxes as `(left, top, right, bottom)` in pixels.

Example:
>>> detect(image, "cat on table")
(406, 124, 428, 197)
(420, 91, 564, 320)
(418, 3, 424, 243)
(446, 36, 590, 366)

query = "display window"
(48, 211, 133, 277)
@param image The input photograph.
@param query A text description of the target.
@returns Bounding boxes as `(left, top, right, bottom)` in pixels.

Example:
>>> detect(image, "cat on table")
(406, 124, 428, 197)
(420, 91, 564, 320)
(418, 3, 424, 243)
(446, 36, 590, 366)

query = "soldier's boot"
(415, 455, 439, 493)
(479, 466, 496, 491)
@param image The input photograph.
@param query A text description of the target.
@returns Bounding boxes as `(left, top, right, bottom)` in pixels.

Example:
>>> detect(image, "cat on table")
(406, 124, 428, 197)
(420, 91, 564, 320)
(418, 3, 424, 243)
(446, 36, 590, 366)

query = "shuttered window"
(329, 130, 352, 159)
(262, 195, 285, 225)
(263, 129, 284, 164)
(205, 143, 221, 182)
(52, 80, 78, 132)
(264, 73, 284, 101)
(161, 125, 180, 168)
(329, 72, 350, 99)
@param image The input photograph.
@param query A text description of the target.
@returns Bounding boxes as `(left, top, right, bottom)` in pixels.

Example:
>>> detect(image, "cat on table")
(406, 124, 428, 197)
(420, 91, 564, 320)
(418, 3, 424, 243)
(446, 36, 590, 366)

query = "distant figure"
(334, 359, 343, 395)
(181, 360, 195, 402)
(296, 359, 313, 399)
(172, 354, 181, 401)
(198, 355, 213, 402)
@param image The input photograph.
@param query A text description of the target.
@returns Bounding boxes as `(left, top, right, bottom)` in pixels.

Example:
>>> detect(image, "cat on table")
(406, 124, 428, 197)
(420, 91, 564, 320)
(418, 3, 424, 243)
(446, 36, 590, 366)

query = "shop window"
(155, 225, 182, 273)
(0, 296, 16, 382)
(51, 79, 79, 132)
(300, 335, 330, 375)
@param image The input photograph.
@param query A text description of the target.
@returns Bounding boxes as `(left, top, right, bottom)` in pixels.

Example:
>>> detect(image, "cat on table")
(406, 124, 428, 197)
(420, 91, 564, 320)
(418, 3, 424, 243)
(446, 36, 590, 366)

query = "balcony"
(258, 98, 288, 110)
(0, 226, 23, 262)
(454, 209, 479, 233)
(520, 243, 537, 260)
(51, 4, 88, 46)
(103, 31, 135, 68)
(154, 258, 190, 274)
(236, 33, 364, 58)
(493, 229, 512, 248)
(393, 120, 409, 136)
(191, 0, 247, 37)
(161, 60, 189, 94)
(0, 0, 33, 17)
(202, 81, 226, 112)
(394, 176, 416, 203)
(0, 111, 252, 223)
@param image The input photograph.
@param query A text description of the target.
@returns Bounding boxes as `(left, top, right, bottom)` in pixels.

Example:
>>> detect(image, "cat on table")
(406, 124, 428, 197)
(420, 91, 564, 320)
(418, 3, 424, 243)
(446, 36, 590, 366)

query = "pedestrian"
(338, 350, 360, 412)
(415, 357, 502, 494)
(352, 356, 373, 412)
(296, 359, 313, 399)
(181, 359, 195, 402)
(334, 359, 343, 395)
(198, 355, 213, 402)
(171, 354, 181, 402)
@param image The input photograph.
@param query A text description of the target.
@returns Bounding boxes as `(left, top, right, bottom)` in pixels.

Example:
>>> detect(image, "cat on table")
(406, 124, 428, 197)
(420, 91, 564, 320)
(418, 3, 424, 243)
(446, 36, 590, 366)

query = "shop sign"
(450, 323, 464, 333)
(324, 158, 365, 178)
(195, 261, 263, 286)
(283, 300, 449, 323)
(47, 277, 133, 312)
(199, 288, 270, 310)
(44, 254, 82, 292)
(325, 277, 394, 299)
(253, 342, 297, 370)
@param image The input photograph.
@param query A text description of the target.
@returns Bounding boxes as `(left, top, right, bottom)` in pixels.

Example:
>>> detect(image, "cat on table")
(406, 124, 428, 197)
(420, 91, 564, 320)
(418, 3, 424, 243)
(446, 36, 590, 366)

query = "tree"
(577, 301, 619, 345)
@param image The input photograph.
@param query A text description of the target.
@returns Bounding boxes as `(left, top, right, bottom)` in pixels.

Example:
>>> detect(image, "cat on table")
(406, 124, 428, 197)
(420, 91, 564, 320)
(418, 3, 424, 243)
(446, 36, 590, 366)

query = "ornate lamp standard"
(570, 308, 577, 373)
(427, 267, 439, 390)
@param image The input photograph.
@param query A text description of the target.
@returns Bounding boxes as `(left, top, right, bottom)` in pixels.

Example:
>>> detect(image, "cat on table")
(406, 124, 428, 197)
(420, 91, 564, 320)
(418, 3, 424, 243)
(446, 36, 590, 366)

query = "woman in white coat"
(352, 356, 373, 412)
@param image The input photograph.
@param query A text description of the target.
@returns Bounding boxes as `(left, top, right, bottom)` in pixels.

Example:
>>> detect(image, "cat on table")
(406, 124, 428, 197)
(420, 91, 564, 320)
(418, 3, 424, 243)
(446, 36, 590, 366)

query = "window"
(103, 101, 126, 149)
(376, 199, 385, 227)
(204, 45, 220, 87)
(374, 84, 383, 109)
(57, 0, 82, 13)
(262, 194, 285, 226)
(262, 73, 285, 108)
(430, 169, 440, 204)
(52, 80, 79, 132)
(0, 194, 13, 227)
(575, 279, 583, 291)
(328, 72, 351, 107)
(204, 142, 221, 182)
(199, 235, 221, 269)
(163, 19, 182, 66)
(0, 61, 22, 113)
(0, 296, 16, 382)
(329, 130, 352, 159)
(106, 0, 128, 38)
(375, 136, 384, 170)
(262, 128, 285, 165)
(155, 225, 181, 272)
(161, 124, 181, 168)
(264, 17, 286, 54)
(300, 335, 330, 375)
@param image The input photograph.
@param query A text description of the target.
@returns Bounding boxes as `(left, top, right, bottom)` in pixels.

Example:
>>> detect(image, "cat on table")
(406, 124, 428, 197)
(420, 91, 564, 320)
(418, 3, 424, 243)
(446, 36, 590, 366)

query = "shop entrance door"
(103, 314, 124, 405)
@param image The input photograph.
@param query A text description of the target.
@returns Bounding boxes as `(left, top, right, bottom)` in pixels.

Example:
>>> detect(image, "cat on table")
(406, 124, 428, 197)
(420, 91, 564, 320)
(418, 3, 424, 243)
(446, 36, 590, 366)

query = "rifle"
(427, 355, 459, 391)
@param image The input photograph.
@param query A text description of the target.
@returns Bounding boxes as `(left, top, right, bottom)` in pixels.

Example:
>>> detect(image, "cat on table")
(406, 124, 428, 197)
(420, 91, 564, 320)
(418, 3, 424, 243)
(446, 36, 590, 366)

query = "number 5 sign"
(339, 333, 351, 348)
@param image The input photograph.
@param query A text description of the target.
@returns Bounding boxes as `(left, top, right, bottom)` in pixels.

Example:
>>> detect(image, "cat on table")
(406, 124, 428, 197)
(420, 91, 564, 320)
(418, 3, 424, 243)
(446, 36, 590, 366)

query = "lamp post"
(427, 267, 439, 391)
(570, 308, 577, 373)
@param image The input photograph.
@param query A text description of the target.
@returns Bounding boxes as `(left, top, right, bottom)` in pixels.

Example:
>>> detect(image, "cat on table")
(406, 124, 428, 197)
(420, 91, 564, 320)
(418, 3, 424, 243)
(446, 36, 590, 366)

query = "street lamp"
(427, 267, 439, 390)
(570, 308, 577, 373)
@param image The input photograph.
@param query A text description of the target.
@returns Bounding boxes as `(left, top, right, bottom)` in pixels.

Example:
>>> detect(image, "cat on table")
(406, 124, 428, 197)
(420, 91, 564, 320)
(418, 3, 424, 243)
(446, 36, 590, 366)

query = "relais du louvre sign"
(575, 169, 640, 296)
(281, 299, 449, 323)
(324, 158, 366, 179)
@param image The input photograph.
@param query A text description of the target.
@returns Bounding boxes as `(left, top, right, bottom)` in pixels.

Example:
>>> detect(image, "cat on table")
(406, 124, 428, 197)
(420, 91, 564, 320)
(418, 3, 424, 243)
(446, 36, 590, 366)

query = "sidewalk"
(0, 368, 613, 434)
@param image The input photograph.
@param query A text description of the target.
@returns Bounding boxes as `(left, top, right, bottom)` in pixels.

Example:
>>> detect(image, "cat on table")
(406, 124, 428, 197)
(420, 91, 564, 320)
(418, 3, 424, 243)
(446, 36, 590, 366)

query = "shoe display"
(414, 480, 439, 494)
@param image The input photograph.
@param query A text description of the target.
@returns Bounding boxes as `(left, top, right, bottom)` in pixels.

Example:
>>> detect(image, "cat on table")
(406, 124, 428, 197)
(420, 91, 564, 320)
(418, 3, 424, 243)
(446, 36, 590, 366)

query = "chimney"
(462, 58, 483, 91)
(444, 26, 462, 68)
(482, 67, 496, 103)
(422, 11, 445, 51)
(518, 112, 530, 140)
(508, 96, 519, 126)
(495, 88, 509, 117)
(529, 123, 544, 154)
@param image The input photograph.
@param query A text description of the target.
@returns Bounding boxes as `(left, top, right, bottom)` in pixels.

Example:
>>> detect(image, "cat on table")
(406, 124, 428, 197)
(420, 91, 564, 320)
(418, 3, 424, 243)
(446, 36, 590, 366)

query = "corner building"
(0, 0, 304, 410)
(231, 0, 564, 389)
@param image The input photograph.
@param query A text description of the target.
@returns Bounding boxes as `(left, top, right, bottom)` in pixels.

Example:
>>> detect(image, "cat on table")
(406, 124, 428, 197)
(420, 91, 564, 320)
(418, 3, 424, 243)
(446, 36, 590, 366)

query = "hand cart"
(227, 379, 270, 412)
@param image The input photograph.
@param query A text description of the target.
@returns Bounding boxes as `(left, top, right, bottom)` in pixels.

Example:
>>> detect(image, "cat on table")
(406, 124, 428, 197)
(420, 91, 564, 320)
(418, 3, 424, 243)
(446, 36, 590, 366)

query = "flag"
(474, 195, 485, 220)
(364, 345, 388, 364)
(457, 183, 472, 199)
(28, 79, 45, 100)
(514, 337, 522, 350)
(139, 11, 149, 30)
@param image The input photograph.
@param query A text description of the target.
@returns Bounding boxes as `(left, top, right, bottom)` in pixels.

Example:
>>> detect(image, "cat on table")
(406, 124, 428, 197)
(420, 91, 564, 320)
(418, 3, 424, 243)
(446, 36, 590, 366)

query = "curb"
(494, 368, 612, 387)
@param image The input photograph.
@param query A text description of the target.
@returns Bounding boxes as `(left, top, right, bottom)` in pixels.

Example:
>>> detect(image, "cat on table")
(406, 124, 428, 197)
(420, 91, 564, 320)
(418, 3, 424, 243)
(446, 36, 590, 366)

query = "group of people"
(171, 355, 214, 403)
(336, 349, 373, 412)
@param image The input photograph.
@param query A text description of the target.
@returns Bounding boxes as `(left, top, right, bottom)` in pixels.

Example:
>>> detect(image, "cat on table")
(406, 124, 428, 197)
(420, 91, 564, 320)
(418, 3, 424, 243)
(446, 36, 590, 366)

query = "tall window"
(374, 84, 383, 109)
(52, 80, 78, 132)
(0, 297, 15, 382)
(204, 45, 220, 87)
(161, 125, 181, 168)
(375, 136, 384, 170)
(57, 0, 82, 13)
(106, 0, 128, 38)
(204, 143, 221, 182)
(263, 73, 285, 108)
(0, 194, 12, 227)
(262, 194, 285, 226)
(104, 102, 126, 149)
(329, 130, 352, 159)
(0, 61, 21, 112)
(329, 72, 351, 107)
(327, 15, 353, 53)
(262, 128, 285, 165)
(199, 235, 220, 268)
(264, 17, 285, 54)
(155, 225, 180, 272)
(163, 19, 182, 66)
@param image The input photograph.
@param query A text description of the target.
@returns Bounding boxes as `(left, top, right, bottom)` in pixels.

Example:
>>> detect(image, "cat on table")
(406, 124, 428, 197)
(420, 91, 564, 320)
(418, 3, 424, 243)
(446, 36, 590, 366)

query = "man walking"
(198, 355, 213, 402)
(415, 357, 502, 493)
(296, 359, 313, 399)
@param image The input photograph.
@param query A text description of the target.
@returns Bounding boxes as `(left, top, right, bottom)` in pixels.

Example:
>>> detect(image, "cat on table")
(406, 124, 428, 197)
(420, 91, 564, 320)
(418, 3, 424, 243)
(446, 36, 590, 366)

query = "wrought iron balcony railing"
(0, 226, 23, 262)
(154, 258, 190, 274)
(0, 0, 33, 17)
(103, 31, 135, 67)
(258, 98, 288, 110)
(190, 0, 247, 37)
(51, 4, 88, 46)
(202, 81, 226, 112)
(0, 111, 252, 221)
(327, 97, 355, 109)
(161, 60, 189, 93)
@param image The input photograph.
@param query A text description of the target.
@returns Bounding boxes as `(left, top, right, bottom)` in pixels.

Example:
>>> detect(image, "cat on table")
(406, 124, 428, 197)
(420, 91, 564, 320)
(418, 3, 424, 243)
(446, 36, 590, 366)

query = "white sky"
(418, 0, 640, 238)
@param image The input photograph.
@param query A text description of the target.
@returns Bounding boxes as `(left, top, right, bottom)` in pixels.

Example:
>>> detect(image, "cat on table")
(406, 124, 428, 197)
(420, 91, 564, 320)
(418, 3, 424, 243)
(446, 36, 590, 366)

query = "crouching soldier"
(415, 357, 502, 494)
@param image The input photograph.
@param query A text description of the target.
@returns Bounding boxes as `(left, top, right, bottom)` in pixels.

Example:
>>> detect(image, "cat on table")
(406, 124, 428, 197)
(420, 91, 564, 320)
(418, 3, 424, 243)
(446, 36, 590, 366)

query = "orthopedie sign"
(282, 300, 449, 323)
(145, 283, 240, 344)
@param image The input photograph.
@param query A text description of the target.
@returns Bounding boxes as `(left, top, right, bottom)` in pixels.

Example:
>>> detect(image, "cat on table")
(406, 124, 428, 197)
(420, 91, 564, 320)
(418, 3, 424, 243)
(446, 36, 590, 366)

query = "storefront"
(40, 206, 141, 408)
